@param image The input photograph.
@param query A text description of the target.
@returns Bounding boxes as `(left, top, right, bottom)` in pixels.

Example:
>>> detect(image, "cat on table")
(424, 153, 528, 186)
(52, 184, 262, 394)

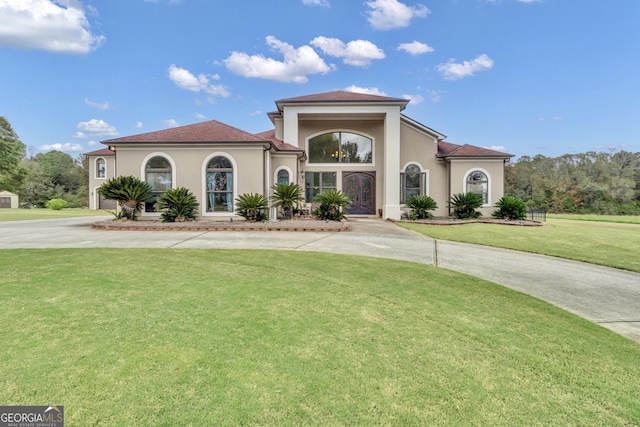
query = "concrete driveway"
(1, 216, 639, 343)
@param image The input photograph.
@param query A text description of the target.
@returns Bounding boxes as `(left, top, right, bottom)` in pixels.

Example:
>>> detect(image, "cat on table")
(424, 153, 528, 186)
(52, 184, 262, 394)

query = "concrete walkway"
(1, 216, 639, 343)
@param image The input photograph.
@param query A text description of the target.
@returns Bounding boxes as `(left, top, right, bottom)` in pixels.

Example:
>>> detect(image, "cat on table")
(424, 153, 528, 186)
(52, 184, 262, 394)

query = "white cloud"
(168, 65, 230, 97)
(403, 94, 424, 105)
(224, 36, 334, 83)
(437, 54, 494, 80)
(344, 85, 387, 96)
(397, 41, 434, 56)
(365, 0, 429, 30)
(485, 145, 508, 152)
(72, 132, 86, 139)
(88, 140, 98, 146)
(77, 119, 119, 137)
(311, 37, 385, 67)
(249, 110, 263, 117)
(302, 0, 330, 6)
(163, 119, 179, 128)
(84, 98, 111, 110)
(135, 121, 143, 128)
(38, 142, 84, 152)
(538, 115, 563, 122)
(0, 0, 105, 54)
(428, 90, 444, 103)
(194, 112, 206, 120)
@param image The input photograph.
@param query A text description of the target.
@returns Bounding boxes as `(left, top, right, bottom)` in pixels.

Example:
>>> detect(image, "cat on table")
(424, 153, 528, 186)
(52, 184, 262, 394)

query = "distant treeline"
(505, 151, 640, 215)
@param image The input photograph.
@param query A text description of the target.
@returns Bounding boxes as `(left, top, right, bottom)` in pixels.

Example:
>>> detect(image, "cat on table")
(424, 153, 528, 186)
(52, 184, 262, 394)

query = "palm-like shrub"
(97, 176, 153, 220)
(271, 182, 304, 219)
(313, 189, 351, 221)
(405, 195, 437, 220)
(235, 193, 269, 222)
(450, 192, 483, 219)
(492, 196, 527, 220)
(156, 187, 199, 222)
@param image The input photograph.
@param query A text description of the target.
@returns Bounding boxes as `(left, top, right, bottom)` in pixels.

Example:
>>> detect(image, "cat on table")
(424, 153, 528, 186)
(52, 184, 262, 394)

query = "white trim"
(400, 162, 430, 203)
(463, 168, 491, 207)
(140, 153, 177, 217)
(305, 129, 375, 167)
(94, 157, 107, 179)
(201, 152, 239, 217)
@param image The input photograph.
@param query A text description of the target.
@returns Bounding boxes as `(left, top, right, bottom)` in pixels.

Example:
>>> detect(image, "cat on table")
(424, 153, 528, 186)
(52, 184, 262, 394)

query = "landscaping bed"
(92, 218, 349, 232)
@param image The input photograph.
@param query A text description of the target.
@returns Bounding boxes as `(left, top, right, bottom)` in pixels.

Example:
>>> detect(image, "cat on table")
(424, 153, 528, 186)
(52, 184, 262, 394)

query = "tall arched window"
(401, 164, 426, 203)
(145, 156, 172, 212)
(308, 132, 372, 164)
(276, 169, 289, 184)
(466, 170, 488, 204)
(96, 158, 106, 178)
(206, 156, 233, 212)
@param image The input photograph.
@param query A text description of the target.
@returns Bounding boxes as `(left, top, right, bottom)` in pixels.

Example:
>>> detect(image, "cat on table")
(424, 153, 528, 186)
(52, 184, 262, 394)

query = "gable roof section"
(275, 90, 409, 111)
(102, 120, 267, 145)
(437, 141, 513, 159)
(254, 130, 302, 152)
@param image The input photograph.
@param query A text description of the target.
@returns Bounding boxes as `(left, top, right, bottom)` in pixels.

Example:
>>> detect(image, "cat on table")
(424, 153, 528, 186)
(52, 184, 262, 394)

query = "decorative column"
(383, 108, 401, 220)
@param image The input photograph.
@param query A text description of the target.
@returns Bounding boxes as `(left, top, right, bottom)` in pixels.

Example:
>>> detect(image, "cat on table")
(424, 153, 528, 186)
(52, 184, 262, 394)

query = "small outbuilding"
(0, 190, 19, 208)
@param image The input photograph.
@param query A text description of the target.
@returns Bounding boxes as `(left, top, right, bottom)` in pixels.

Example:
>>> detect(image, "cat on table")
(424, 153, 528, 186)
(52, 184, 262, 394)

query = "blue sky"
(1, 0, 638, 160)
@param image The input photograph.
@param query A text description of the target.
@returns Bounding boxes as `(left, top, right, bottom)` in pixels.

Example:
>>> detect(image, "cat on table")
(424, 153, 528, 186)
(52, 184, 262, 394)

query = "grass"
(548, 213, 640, 224)
(0, 208, 110, 221)
(400, 218, 640, 273)
(1, 249, 639, 426)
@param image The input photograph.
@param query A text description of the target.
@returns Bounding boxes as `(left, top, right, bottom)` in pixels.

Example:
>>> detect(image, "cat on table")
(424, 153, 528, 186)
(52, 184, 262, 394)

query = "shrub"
(405, 195, 437, 220)
(493, 196, 527, 220)
(235, 193, 269, 222)
(313, 189, 351, 221)
(450, 192, 483, 219)
(97, 176, 153, 220)
(45, 198, 68, 210)
(271, 182, 304, 219)
(156, 187, 199, 222)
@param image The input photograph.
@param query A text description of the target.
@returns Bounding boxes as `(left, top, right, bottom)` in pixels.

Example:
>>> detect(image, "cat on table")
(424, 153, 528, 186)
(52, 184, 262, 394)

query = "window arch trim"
(201, 152, 238, 216)
(463, 168, 491, 206)
(140, 153, 176, 215)
(274, 166, 293, 185)
(95, 157, 107, 179)
(400, 162, 428, 204)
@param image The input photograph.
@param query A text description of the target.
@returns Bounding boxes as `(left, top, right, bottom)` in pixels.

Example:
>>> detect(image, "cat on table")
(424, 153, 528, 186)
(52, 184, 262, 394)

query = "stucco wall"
(448, 159, 506, 217)
(114, 144, 267, 217)
(87, 154, 115, 210)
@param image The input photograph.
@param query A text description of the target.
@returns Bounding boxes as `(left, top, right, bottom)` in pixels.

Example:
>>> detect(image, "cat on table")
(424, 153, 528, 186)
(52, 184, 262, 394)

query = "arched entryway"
(342, 171, 375, 215)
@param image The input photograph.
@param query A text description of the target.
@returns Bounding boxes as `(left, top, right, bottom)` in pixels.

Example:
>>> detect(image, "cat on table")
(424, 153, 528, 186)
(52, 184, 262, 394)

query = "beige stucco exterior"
(86, 91, 512, 220)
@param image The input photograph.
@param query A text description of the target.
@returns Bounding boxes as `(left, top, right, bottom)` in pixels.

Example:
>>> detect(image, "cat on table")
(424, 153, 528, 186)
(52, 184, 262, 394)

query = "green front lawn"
(1, 249, 639, 426)
(0, 208, 110, 221)
(400, 218, 640, 273)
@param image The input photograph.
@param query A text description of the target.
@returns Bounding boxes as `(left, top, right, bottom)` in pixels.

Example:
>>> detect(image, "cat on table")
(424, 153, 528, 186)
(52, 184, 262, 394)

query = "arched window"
(276, 169, 289, 184)
(145, 156, 172, 212)
(308, 132, 372, 164)
(466, 170, 488, 204)
(401, 164, 426, 203)
(206, 156, 233, 212)
(96, 158, 106, 178)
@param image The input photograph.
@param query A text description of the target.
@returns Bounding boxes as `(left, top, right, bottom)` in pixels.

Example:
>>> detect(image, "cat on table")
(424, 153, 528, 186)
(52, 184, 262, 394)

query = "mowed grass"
(0, 208, 110, 221)
(548, 213, 640, 224)
(1, 249, 639, 426)
(401, 218, 640, 273)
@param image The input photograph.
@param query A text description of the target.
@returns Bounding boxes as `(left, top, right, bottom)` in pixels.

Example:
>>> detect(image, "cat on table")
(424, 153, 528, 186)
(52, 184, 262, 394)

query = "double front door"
(342, 171, 375, 215)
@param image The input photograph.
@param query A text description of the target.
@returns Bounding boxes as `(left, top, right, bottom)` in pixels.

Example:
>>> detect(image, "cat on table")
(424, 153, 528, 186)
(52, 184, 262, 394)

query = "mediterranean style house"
(86, 90, 512, 220)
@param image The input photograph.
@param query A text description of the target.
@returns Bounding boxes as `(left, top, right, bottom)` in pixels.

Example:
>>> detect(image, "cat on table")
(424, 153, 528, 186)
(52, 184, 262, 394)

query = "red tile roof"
(103, 120, 267, 144)
(437, 141, 513, 158)
(254, 130, 302, 152)
(85, 148, 114, 156)
(275, 90, 409, 109)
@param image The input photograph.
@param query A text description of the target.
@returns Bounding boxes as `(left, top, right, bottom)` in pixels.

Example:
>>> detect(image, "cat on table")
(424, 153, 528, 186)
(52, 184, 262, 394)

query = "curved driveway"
(1, 216, 639, 343)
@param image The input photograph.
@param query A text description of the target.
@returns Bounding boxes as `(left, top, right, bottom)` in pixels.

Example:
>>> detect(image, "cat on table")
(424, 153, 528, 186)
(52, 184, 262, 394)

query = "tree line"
(1, 116, 88, 208)
(505, 152, 640, 214)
